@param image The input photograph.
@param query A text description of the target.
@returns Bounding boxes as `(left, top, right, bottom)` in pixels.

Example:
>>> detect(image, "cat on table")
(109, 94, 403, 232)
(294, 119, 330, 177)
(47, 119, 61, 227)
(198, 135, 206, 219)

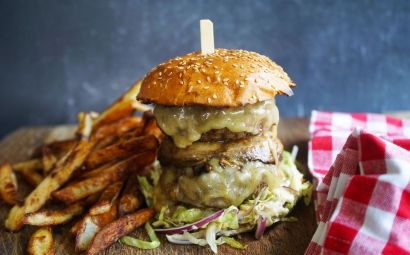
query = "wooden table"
(0, 118, 316, 255)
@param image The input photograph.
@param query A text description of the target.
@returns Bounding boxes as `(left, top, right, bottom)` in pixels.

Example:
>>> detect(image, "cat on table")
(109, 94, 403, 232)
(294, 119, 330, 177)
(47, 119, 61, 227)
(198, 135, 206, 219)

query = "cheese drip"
(154, 99, 279, 148)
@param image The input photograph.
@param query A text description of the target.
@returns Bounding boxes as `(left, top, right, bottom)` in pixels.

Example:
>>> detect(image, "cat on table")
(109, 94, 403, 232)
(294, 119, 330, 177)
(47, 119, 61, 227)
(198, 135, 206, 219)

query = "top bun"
(137, 49, 295, 107)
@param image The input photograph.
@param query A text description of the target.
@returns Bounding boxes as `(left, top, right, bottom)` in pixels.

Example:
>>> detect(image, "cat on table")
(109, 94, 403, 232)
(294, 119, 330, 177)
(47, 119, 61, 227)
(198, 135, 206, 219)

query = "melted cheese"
(153, 159, 288, 210)
(154, 99, 279, 148)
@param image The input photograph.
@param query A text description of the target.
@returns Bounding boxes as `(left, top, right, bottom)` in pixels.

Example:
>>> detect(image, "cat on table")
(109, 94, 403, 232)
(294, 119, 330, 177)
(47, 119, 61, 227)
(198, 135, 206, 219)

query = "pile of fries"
(0, 81, 162, 255)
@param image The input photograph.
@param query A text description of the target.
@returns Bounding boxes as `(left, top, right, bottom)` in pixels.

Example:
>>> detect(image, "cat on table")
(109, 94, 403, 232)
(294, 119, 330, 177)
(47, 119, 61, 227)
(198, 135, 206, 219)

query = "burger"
(137, 49, 311, 252)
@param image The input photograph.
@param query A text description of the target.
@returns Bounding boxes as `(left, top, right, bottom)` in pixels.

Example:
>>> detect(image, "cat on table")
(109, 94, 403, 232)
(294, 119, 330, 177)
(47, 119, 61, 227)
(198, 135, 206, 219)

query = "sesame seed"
(217, 77, 221, 82)
(251, 64, 256, 68)
(153, 81, 157, 85)
(208, 98, 211, 103)
(159, 72, 162, 76)
(213, 65, 219, 69)
(188, 86, 193, 92)
(179, 73, 183, 78)
(239, 74, 245, 77)
(240, 65, 244, 69)
(201, 69, 206, 73)
(179, 81, 184, 85)
(207, 76, 211, 82)
(215, 71, 220, 74)
(224, 81, 229, 86)
(168, 72, 173, 76)
(204, 86, 209, 90)
(232, 64, 238, 67)
(197, 80, 202, 84)
(223, 78, 229, 82)
(212, 94, 217, 99)
(235, 80, 239, 85)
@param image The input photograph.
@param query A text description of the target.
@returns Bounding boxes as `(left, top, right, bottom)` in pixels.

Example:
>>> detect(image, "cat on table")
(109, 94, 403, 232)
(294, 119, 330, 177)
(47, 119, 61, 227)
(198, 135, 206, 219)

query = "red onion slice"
(154, 209, 224, 235)
(255, 217, 267, 239)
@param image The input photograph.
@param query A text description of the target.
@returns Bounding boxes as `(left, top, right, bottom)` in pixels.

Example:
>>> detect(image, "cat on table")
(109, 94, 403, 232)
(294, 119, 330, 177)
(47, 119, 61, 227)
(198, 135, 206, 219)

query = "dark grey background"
(1, 0, 410, 138)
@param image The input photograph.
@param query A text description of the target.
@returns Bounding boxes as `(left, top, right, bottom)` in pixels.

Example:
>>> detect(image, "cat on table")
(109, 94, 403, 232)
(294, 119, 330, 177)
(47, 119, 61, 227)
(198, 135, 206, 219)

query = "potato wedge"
(0, 162, 20, 205)
(12, 159, 42, 172)
(5, 115, 94, 231)
(142, 113, 163, 140)
(53, 151, 156, 204)
(87, 208, 155, 255)
(92, 81, 143, 130)
(75, 182, 121, 251)
(27, 227, 54, 255)
(85, 135, 158, 169)
(89, 181, 123, 216)
(118, 175, 143, 216)
(93, 116, 144, 140)
(20, 169, 43, 187)
(79, 162, 116, 179)
(24, 202, 84, 226)
(42, 146, 58, 175)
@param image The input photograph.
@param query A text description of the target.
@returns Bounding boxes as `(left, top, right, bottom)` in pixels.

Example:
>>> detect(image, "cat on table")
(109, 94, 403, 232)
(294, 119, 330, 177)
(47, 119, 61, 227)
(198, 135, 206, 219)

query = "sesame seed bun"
(137, 49, 295, 107)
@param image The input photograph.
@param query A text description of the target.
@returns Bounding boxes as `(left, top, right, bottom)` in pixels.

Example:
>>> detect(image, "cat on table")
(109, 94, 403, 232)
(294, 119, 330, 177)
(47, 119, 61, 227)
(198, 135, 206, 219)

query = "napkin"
(305, 111, 410, 254)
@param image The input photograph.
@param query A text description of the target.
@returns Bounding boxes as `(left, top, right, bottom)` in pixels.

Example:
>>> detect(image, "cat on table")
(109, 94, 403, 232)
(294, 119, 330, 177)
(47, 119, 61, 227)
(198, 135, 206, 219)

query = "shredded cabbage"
(120, 222, 160, 249)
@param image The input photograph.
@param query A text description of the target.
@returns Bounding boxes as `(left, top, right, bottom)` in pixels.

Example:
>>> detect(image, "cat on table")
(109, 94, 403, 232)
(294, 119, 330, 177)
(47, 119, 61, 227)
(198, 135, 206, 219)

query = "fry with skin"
(87, 208, 155, 255)
(79, 162, 115, 179)
(27, 227, 54, 255)
(20, 169, 43, 187)
(118, 175, 144, 216)
(89, 181, 123, 215)
(85, 135, 158, 169)
(5, 114, 94, 231)
(0, 162, 20, 205)
(92, 81, 144, 130)
(93, 116, 144, 140)
(12, 159, 42, 172)
(75, 182, 122, 251)
(53, 151, 156, 204)
(24, 202, 83, 226)
(42, 146, 57, 174)
(142, 112, 163, 140)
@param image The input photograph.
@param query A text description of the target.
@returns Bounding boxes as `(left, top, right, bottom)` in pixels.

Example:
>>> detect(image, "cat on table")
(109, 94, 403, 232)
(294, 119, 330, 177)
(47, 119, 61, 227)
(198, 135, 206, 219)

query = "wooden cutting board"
(0, 118, 316, 255)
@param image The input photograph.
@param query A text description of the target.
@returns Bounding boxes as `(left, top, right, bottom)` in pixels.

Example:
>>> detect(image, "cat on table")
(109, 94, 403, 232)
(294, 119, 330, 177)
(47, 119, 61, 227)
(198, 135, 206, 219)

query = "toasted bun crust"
(137, 49, 295, 107)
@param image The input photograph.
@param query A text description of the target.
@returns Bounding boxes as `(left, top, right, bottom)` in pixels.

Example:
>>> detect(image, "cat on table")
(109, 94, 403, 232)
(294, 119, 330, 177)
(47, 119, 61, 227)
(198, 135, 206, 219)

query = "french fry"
(20, 169, 43, 187)
(87, 208, 155, 255)
(118, 175, 144, 216)
(53, 151, 156, 204)
(79, 162, 116, 179)
(27, 227, 54, 255)
(12, 159, 42, 172)
(42, 146, 58, 175)
(92, 81, 143, 130)
(142, 112, 163, 140)
(89, 181, 123, 216)
(0, 162, 20, 205)
(32, 139, 76, 159)
(75, 182, 121, 251)
(5, 114, 95, 231)
(85, 135, 158, 169)
(70, 218, 83, 236)
(24, 202, 84, 226)
(93, 116, 145, 140)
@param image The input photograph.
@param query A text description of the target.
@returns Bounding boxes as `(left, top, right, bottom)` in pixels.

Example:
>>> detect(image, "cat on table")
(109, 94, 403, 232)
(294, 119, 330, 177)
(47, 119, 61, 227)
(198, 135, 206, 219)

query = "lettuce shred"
(120, 222, 160, 249)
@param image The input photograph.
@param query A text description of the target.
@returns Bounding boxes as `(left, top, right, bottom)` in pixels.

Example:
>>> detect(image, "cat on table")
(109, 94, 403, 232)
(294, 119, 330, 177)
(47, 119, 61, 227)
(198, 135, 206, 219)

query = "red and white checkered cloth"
(305, 111, 410, 254)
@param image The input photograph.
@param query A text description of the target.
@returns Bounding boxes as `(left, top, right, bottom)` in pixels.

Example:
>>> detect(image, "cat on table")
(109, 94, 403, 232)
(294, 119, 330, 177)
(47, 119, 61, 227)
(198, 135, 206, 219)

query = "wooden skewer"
(200, 19, 215, 55)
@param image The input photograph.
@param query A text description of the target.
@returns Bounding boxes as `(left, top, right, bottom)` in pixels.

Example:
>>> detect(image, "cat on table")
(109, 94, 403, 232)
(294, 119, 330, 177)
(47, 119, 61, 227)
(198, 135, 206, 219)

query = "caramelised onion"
(255, 217, 267, 239)
(154, 210, 224, 235)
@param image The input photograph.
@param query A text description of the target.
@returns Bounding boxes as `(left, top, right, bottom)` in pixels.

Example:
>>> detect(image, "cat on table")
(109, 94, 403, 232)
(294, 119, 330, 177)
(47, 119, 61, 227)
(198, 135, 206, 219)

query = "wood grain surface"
(0, 118, 316, 255)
